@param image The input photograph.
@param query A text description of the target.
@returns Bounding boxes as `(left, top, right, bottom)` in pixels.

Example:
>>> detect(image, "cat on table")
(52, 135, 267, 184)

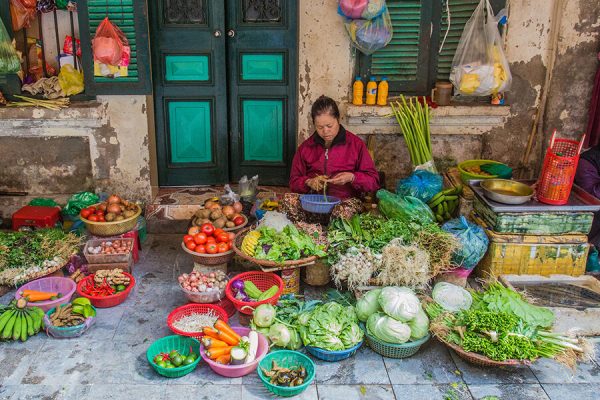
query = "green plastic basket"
(457, 159, 505, 183)
(257, 350, 316, 397)
(364, 330, 430, 359)
(146, 335, 201, 378)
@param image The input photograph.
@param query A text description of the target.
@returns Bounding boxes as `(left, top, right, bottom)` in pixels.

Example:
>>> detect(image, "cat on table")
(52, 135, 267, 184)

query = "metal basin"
(480, 179, 534, 205)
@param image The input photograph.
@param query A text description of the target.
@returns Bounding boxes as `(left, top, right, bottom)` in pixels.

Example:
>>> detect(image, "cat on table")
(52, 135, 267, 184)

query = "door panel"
(227, 0, 298, 185)
(151, 0, 228, 185)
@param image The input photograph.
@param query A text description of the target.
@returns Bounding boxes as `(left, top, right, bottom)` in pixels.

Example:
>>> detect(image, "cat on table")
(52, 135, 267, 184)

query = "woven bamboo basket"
(180, 242, 234, 265)
(81, 204, 142, 237)
(232, 227, 319, 271)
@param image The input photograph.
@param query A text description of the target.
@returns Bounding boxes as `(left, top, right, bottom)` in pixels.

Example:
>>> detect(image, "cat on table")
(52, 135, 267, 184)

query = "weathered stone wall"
(0, 96, 151, 216)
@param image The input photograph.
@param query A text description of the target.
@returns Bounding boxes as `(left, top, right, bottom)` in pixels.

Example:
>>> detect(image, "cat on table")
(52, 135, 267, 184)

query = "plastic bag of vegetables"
(396, 170, 443, 203)
(442, 216, 489, 270)
(376, 190, 435, 225)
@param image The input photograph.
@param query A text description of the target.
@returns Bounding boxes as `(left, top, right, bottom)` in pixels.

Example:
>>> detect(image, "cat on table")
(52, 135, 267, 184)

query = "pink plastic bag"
(92, 17, 128, 66)
(339, 0, 368, 19)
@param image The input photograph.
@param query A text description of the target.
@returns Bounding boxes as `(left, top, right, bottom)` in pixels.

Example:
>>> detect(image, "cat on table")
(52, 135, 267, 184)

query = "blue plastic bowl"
(300, 194, 341, 214)
(305, 341, 363, 362)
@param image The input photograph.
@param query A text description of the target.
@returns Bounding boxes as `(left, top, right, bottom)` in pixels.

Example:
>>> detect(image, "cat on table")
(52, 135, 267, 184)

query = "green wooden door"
(150, 0, 228, 185)
(151, 0, 297, 186)
(227, 1, 298, 185)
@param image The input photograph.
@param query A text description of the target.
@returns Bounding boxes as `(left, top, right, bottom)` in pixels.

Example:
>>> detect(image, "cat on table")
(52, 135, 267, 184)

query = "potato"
(123, 210, 136, 218)
(225, 221, 235, 228)
(105, 212, 116, 222)
(115, 215, 125, 221)
(210, 210, 223, 220)
(213, 217, 227, 228)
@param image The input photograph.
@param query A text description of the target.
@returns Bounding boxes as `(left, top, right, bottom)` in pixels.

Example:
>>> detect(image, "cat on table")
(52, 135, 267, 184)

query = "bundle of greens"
(0, 229, 80, 286)
(298, 301, 364, 351)
(426, 282, 594, 368)
(254, 225, 327, 263)
(390, 95, 433, 170)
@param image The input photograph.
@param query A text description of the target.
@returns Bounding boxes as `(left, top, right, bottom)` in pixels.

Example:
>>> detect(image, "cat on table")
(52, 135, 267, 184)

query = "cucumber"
(258, 285, 279, 301)
(244, 281, 263, 300)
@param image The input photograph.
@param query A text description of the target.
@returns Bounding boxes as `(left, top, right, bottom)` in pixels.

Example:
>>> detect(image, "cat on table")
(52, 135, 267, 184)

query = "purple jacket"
(575, 158, 600, 245)
(289, 127, 380, 199)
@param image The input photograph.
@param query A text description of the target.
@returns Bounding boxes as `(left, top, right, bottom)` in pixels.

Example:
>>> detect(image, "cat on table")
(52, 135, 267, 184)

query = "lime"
(156, 360, 167, 368)
(182, 355, 195, 366)
(116, 284, 126, 292)
(169, 350, 179, 359)
(171, 354, 183, 367)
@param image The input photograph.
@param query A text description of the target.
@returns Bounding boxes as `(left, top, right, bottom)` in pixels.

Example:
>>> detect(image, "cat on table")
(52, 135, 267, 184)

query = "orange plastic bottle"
(366, 76, 377, 105)
(377, 76, 388, 106)
(352, 76, 363, 105)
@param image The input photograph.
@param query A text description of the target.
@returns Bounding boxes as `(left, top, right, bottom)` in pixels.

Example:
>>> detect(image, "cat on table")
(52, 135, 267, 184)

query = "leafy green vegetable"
(254, 225, 326, 263)
(473, 282, 555, 328)
(378, 287, 420, 322)
(408, 309, 430, 340)
(366, 312, 411, 344)
(356, 289, 382, 322)
(298, 302, 363, 351)
(432, 282, 473, 312)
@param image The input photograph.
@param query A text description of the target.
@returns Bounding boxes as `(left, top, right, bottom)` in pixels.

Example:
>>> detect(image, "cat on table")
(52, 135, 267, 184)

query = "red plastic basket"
(225, 271, 284, 315)
(167, 303, 228, 338)
(213, 297, 236, 318)
(76, 272, 135, 308)
(537, 130, 585, 205)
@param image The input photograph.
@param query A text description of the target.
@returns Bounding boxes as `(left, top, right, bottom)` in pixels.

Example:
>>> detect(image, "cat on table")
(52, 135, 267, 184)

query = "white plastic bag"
(450, 0, 511, 96)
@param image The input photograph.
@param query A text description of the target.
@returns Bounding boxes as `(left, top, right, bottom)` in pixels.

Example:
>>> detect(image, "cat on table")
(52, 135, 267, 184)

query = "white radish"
(245, 330, 259, 364)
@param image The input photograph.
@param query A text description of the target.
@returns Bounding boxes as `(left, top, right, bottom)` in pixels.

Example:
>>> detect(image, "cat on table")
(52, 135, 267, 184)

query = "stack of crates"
(472, 194, 592, 277)
(83, 237, 135, 274)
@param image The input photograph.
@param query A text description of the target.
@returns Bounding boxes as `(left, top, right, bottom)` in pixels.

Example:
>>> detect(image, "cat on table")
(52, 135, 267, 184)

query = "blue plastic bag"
(442, 216, 489, 270)
(396, 170, 443, 203)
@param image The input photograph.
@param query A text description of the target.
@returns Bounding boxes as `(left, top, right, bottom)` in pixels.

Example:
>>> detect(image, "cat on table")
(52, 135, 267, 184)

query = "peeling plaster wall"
(0, 96, 151, 215)
(298, 0, 355, 142)
(543, 0, 600, 145)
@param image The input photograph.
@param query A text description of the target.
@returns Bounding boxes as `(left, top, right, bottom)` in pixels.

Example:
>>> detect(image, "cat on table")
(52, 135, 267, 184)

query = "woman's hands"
(328, 172, 355, 186)
(305, 175, 328, 191)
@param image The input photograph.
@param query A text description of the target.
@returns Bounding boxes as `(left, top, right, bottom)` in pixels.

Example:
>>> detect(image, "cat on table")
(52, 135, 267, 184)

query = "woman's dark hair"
(311, 95, 340, 122)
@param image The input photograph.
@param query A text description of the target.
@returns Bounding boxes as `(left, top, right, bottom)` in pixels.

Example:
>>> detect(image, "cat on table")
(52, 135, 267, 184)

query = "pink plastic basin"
(200, 326, 269, 378)
(15, 277, 77, 312)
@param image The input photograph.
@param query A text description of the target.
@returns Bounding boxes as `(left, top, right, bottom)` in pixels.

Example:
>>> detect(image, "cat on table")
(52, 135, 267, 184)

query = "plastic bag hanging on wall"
(339, 0, 386, 20)
(92, 17, 129, 66)
(449, 0, 512, 96)
(0, 17, 21, 74)
(343, 4, 393, 55)
(9, 0, 37, 31)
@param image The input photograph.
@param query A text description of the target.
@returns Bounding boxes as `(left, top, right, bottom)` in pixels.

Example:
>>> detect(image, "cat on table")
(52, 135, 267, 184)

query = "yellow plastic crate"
(474, 215, 589, 277)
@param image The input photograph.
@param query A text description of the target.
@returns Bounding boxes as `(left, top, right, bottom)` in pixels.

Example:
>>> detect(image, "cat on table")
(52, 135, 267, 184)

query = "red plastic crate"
(12, 206, 61, 231)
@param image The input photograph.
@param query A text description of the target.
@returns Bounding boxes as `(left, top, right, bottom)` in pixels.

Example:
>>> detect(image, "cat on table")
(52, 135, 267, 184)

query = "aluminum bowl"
(480, 179, 534, 205)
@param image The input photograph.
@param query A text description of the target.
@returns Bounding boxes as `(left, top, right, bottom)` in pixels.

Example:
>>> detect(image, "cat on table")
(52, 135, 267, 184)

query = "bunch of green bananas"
(428, 185, 463, 223)
(0, 299, 44, 342)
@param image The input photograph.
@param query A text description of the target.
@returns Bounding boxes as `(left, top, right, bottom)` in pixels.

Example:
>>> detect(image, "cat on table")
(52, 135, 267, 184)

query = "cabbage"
(356, 289, 382, 322)
(253, 304, 276, 328)
(287, 328, 302, 350)
(366, 312, 411, 344)
(340, 322, 364, 348)
(268, 323, 291, 347)
(408, 309, 429, 340)
(378, 287, 420, 322)
(432, 282, 473, 312)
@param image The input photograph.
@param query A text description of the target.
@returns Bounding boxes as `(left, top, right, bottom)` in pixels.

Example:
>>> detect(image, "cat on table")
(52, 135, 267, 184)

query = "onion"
(233, 202, 243, 213)
(205, 200, 216, 209)
(107, 194, 121, 204)
(222, 205, 235, 218)
(107, 203, 122, 215)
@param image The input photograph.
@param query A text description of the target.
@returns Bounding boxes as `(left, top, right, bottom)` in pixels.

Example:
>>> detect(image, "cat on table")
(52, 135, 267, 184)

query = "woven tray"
(81, 204, 141, 237)
(232, 227, 318, 272)
(181, 242, 234, 265)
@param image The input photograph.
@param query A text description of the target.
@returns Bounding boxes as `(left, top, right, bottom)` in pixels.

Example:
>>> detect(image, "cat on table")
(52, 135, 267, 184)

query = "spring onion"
(391, 95, 433, 169)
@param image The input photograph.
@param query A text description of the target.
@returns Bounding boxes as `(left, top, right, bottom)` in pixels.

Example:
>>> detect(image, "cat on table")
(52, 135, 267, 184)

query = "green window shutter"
(78, 0, 151, 95)
(436, 0, 479, 80)
(360, 0, 433, 94)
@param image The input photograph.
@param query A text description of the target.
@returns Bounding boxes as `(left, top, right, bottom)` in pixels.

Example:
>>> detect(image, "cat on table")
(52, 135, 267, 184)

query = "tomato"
(80, 209, 92, 219)
(227, 232, 235, 241)
(183, 234, 195, 244)
(201, 223, 215, 236)
(96, 211, 105, 217)
(206, 243, 218, 254)
(88, 215, 99, 222)
(206, 236, 216, 244)
(213, 228, 225, 238)
(193, 233, 207, 245)
(97, 214, 106, 222)
(216, 232, 229, 243)
(194, 245, 206, 254)
(185, 241, 197, 251)
(217, 242, 229, 253)
(88, 206, 96, 212)
(188, 226, 201, 236)
(233, 216, 245, 226)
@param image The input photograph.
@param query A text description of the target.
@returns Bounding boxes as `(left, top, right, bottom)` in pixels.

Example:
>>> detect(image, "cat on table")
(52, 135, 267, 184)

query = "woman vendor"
(289, 95, 380, 199)
(575, 146, 600, 247)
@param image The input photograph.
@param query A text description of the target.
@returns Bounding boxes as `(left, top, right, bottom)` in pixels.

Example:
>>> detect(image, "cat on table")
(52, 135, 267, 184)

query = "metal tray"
(469, 180, 600, 213)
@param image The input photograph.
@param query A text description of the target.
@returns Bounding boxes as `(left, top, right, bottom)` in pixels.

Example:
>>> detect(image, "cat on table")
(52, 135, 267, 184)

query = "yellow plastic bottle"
(352, 76, 363, 105)
(366, 76, 377, 105)
(377, 76, 388, 106)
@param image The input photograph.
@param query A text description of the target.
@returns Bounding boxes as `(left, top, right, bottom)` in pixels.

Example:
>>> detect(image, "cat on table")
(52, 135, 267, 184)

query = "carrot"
(215, 354, 231, 364)
(214, 319, 241, 342)
(202, 326, 220, 339)
(21, 290, 58, 302)
(216, 329, 240, 346)
(201, 337, 229, 348)
(206, 346, 232, 359)
(22, 289, 57, 296)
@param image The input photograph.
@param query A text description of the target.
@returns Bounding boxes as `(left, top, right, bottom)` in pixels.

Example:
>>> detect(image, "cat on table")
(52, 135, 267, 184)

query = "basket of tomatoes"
(182, 223, 235, 265)
(79, 194, 141, 237)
